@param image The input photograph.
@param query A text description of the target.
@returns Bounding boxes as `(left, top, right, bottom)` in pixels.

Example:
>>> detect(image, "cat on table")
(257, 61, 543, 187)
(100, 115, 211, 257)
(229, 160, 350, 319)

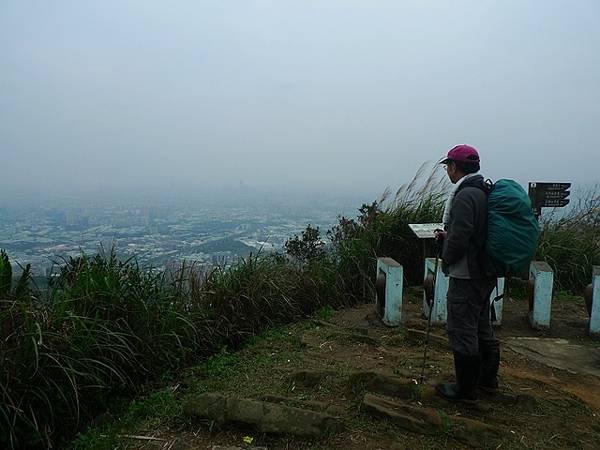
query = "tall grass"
(324, 162, 448, 292)
(0, 249, 205, 448)
(199, 253, 347, 348)
(0, 250, 358, 448)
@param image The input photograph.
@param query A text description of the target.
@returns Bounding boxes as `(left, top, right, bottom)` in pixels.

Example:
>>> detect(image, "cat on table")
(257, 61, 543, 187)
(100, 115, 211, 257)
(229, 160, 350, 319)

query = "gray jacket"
(441, 175, 490, 279)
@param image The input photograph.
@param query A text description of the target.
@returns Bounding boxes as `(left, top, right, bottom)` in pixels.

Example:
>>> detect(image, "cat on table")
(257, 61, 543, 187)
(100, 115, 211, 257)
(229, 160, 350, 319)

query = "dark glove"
(434, 229, 446, 258)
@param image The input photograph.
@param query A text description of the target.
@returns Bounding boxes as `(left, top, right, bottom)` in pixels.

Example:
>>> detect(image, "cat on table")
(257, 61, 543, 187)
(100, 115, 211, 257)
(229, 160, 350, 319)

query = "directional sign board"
(541, 198, 570, 207)
(529, 182, 571, 216)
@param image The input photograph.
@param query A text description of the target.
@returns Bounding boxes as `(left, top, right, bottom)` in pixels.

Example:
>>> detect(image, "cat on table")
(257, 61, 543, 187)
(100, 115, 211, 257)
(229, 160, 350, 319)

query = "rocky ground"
(76, 290, 600, 450)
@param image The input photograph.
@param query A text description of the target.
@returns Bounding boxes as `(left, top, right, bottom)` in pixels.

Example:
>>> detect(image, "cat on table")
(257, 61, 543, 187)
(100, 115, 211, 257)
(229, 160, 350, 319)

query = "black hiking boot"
(478, 341, 500, 395)
(436, 352, 480, 403)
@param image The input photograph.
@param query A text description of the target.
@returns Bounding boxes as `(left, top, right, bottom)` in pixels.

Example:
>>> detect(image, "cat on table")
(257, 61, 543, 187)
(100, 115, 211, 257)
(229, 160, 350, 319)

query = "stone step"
(184, 393, 344, 438)
(362, 393, 506, 447)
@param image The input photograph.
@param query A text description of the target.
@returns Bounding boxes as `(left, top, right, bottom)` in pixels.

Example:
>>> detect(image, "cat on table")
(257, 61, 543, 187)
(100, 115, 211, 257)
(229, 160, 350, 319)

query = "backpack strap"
(484, 178, 494, 193)
(456, 177, 493, 196)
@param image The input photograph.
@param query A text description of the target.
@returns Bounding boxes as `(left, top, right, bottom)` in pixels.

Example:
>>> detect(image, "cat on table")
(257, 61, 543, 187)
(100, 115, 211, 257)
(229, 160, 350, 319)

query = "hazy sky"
(1, 0, 599, 197)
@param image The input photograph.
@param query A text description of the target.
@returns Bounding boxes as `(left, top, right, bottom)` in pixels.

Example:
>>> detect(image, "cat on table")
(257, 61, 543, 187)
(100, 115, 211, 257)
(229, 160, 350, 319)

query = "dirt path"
(98, 293, 600, 450)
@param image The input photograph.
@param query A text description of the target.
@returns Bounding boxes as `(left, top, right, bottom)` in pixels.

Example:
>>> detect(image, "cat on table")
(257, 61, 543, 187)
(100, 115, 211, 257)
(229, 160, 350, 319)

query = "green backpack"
(485, 179, 540, 277)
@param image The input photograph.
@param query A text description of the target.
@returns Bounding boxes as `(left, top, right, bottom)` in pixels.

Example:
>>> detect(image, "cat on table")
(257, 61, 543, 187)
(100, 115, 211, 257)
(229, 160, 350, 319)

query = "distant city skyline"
(0, 188, 368, 277)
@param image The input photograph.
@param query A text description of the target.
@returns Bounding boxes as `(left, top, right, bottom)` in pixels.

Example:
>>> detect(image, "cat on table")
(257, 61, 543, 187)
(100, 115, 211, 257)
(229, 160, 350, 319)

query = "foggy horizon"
(2, 1, 599, 198)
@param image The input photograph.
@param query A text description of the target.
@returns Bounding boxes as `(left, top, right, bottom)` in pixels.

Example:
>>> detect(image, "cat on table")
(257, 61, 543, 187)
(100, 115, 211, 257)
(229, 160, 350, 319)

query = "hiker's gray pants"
(446, 277, 498, 356)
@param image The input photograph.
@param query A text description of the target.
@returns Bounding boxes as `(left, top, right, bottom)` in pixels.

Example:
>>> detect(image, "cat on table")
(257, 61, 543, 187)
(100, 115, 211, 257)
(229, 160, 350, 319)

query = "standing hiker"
(434, 144, 500, 402)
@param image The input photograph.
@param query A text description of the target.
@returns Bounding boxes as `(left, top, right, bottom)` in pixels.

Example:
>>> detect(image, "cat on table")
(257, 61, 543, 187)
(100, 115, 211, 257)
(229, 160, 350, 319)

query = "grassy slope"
(72, 306, 442, 450)
(71, 318, 323, 449)
(72, 297, 600, 450)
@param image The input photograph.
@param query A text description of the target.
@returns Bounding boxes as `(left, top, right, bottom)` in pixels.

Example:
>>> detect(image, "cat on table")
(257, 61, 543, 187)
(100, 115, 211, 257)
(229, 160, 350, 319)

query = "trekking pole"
(419, 237, 441, 385)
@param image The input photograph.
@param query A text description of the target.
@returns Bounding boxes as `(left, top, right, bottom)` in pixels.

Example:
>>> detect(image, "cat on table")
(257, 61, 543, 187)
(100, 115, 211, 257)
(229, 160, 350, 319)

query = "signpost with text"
(528, 182, 571, 219)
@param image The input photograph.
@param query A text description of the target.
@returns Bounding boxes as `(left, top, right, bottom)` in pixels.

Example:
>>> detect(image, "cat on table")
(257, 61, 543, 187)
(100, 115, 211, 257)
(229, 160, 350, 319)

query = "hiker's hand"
(434, 229, 446, 241)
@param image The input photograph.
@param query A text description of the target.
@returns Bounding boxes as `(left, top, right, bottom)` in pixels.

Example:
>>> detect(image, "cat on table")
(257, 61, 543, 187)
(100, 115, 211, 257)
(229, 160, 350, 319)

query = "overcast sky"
(1, 0, 599, 198)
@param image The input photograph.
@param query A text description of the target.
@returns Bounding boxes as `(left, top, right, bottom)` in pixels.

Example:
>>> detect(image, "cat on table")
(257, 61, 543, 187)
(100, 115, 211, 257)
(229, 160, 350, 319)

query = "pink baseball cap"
(439, 144, 480, 164)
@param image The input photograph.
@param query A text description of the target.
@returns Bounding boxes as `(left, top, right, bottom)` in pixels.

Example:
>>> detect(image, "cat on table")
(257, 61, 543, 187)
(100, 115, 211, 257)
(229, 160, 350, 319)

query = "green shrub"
(284, 224, 325, 262)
